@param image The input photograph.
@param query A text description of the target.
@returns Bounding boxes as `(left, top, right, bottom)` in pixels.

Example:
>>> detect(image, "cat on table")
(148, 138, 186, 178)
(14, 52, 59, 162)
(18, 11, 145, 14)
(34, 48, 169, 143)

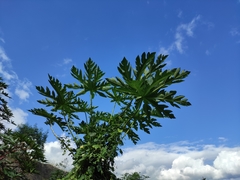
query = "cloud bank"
(3, 108, 28, 130)
(44, 140, 74, 171)
(44, 140, 240, 180)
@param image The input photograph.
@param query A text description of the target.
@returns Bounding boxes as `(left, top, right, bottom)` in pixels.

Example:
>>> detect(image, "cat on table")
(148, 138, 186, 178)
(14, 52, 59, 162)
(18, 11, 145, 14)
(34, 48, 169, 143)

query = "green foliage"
(49, 168, 67, 180)
(0, 77, 47, 179)
(0, 130, 47, 179)
(49, 159, 69, 180)
(30, 52, 191, 179)
(120, 172, 149, 180)
(12, 123, 48, 157)
(0, 77, 14, 131)
(49, 169, 67, 180)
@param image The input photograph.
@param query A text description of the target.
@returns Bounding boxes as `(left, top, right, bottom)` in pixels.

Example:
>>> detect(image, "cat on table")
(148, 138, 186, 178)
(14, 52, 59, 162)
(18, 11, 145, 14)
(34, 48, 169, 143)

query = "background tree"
(12, 123, 48, 156)
(0, 77, 14, 131)
(120, 172, 149, 180)
(30, 52, 191, 179)
(0, 77, 47, 179)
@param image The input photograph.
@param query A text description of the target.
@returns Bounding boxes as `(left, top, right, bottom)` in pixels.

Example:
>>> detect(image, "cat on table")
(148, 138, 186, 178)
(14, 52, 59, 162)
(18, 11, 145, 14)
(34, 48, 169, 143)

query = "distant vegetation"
(13, 123, 48, 160)
(120, 172, 149, 180)
(0, 77, 47, 179)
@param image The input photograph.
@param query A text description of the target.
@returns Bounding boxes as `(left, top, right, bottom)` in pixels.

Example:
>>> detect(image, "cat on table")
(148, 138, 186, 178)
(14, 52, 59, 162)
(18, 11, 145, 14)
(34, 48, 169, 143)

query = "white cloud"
(174, 15, 200, 53)
(0, 62, 17, 80)
(3, 107, 28, 130)
(214, 151, 240, 176)
(114, 142, 240, 180)
(0, 41, 32, 102)
(230, 28, 240, 43)
(230, 28, 240, 36)
(0, 46, 10, 61)
(57, 58, 73, 67)
(165, 60, 172, 67)
(205, 50, 211, 55)
(218, 137, 228, 142)
(43, 140, 240, 180)
(203, 21, 215, 30)
(12, 108, 28, 126)
(159, 47, 172, 55)
(44, 140, 74, 171)
(0, 39, 32, 131)
(175, 32, 185, 53)
(0, 38, 5, 43)
(15, 79, 32, 102)
(177, 15, 200, 37)
(15, 89, 30, 101)
(63, 58, 72, 64)
(55, 58, 74, 77)
(159, 156, 223, 180)
(178, 10, 182, 18)
(159, 15, 201, 55)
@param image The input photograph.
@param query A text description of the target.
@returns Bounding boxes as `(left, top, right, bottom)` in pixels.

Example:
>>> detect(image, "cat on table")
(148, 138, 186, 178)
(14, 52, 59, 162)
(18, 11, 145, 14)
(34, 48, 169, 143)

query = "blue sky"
(0, 1, 240, 179)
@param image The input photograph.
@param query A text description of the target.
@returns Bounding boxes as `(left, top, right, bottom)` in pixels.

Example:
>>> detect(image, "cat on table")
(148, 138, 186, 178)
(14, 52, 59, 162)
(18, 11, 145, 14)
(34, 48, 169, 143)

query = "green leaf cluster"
(30, 52, 191, 179)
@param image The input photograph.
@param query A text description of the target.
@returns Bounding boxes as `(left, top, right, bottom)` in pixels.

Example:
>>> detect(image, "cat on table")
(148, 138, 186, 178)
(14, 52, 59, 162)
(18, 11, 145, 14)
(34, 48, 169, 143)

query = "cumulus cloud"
(15, 89, 30, 101)
(215, 151, 240, 178)
(15, 79, 32, 102)
(3, 107, 28, 130)
(114, 142, 240, 180)
(0, 62, 17, 80)
(159, 15, 201, 55)
(44, 139, 74, 171)
(43, 140, 240, 180)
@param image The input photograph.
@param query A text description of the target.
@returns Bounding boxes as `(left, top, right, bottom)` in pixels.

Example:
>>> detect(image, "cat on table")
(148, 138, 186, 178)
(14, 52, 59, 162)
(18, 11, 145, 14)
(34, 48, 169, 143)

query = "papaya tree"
(29, 52, 191, 179)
